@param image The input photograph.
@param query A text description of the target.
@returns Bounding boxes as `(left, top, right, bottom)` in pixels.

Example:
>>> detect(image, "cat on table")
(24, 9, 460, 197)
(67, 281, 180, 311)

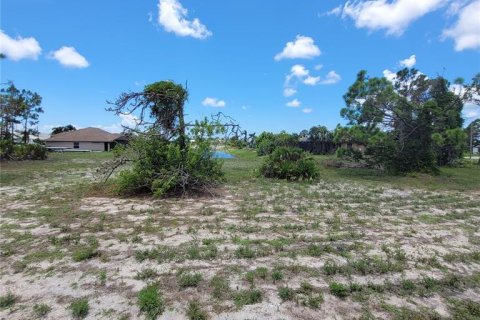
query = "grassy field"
(0, 150, 479, 319)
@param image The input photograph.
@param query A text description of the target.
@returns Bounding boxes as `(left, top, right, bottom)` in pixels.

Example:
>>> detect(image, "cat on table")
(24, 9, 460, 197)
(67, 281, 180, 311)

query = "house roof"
(45, 127, 127, 142)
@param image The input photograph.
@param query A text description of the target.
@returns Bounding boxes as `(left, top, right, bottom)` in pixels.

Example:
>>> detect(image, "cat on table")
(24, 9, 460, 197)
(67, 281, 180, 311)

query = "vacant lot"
(1, 151, 479, 319)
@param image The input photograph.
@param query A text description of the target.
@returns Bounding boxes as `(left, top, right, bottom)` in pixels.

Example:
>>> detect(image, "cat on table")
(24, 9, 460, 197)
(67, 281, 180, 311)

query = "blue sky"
(1, 0, 479, 135)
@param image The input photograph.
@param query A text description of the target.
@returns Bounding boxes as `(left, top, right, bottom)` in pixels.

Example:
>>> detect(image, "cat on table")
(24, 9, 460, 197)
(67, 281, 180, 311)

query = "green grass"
(70, 298, 89, 319)
(186, 300, 208, 320)
(0, 292, 17, 309)
(138, 284, 165, 320)
(33, 303, 51, 318)
(233, 289, 262, 307)
(178, 272, 203, 288)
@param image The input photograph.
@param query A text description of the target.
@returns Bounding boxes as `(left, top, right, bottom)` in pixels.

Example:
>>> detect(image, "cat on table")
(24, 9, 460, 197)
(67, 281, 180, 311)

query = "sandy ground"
(0, 167, 479, 319)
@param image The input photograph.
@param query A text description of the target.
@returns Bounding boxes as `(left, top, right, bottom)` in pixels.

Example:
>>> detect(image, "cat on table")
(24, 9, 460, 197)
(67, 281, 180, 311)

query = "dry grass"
(0, 151, 479, 319)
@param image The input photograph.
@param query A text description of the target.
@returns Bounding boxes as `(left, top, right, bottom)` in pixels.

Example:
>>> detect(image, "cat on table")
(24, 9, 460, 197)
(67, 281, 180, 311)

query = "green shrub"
(271, 268, 283, 283)
(278, 286, 295, 301)
(33, 303, 51, 317)
(234, 245, 255, 259)
(72, 247, 98, 262)
(260, 147, 319, 180)
(178, 272, 203, 288)
(138, 284, 165, 319)
(70, 298, 89, 319)
(114, 131, 223, 197)
(233, 289, 262, 306)
(210, 275, 230, 299)
(186, 300, 208, 320)
(0, 292, 17, 309)
(0, 139, 14, 160)
(0, 141, 47, 161)
(329, 282, 349, 298)
(336, 146, 363, 162)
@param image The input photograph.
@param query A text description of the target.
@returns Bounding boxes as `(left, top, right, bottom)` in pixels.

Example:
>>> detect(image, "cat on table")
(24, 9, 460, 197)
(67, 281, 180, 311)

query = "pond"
(213, 151, 235, 159)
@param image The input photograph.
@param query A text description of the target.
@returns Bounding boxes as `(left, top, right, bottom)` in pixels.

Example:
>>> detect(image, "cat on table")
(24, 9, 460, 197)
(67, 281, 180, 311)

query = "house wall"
(46, 141, 105, 151)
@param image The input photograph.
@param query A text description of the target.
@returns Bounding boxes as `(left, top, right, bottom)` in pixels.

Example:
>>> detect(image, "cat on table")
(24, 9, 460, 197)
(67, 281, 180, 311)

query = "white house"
(45, 127, 127, 151)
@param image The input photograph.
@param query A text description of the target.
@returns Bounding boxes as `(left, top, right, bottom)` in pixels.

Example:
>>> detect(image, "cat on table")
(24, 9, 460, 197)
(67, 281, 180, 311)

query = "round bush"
(260, 147, 319, 180)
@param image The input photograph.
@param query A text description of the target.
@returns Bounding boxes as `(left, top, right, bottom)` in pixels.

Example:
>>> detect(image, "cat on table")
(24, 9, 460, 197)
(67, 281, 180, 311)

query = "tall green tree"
(18, 89, 43, 143)
(341, 69, 477, 173)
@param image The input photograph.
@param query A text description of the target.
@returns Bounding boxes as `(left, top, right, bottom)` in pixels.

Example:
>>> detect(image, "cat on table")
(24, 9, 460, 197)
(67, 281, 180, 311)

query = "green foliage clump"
(0, 292, 17, 309)
(186, 300, 208, 320)
(0, 141, 47, 161)
(138, 284, 165, 320)
(72, 246, 98, 262)
(114, 127, 223, 197)
(70, 298, 89, 319)
(260, 147, 319, 180)
(33, 303, 51, 317)
(178, 271, 203, 288)
(339, 69, 478, 173)
(256, 131, 297, 156)
(233, 289, 262, 306)
(278, 286, 295, 301)
(329, 282, 349, 298)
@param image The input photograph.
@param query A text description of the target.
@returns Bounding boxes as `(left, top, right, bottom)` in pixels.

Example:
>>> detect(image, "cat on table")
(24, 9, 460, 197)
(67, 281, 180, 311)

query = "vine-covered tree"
(103, 80, 224, 196)
(340, 69, 479, 173)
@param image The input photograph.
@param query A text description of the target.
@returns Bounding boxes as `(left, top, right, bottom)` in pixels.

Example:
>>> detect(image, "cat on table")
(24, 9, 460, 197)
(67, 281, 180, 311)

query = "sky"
(1, 0, 480, 135)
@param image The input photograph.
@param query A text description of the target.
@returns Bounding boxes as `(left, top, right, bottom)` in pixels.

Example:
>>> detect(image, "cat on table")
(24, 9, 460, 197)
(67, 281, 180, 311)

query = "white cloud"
(320, 71, 341, 85)
(325, 6, 342, 16)
(0, 30, 41, 61)
(158, 0, 212, 39)
(442, 0, 480, 51)
(342, 0, 446, 36)
(291, 64, 309, 78)
(314, 64, 323, 70)
(304, 75, 321, 86)
(202, 97, 226, 108)
(119, 113, 140, 128)
(284, 65, 341, 95)
(463, 103, 480, 121)
(383, 69, 397, 82)
(283, 87, 297, 97)
(50, 46, 89, 68)
(286, 99, 301, 108)
(274, 35, 321, 61)
(400, 54, 416, 68)
(302, 108, 313, 114)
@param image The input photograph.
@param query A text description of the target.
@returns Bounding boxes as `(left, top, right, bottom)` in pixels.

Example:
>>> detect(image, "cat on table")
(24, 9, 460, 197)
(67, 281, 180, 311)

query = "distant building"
(44, 127, 127, 151)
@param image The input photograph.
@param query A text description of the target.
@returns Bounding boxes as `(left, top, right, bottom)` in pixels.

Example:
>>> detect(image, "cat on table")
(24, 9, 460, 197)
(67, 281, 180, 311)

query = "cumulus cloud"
(320, 71, 341, 85)
(463, 103, 480, 121)
(286, 99, 301, 107)
(50, 46, 89, 68)
(442, 0, 480, 51)
(304, 75, 321, 86)
(283, 87, 297, 97)
(383, 69, 397, 82)
(283, 65, 341, 96)
(158, 0, 212, 39)
(341, 0, 446, 36)
(400, 54, 416, 68)
(0, 30, 41, 61)
(302, 108, 313, 114)
(202, 97, 226, 108)
(119, 113, 140, 128)
(274, 35, 321, 61)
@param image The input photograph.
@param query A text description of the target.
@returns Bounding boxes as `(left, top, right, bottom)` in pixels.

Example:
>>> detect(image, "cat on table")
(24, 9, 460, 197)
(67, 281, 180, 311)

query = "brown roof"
(45, 127, 127, 142)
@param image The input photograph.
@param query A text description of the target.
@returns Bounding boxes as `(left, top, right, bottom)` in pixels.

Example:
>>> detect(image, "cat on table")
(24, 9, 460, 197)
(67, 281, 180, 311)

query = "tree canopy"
(340, 68, 479, 173)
